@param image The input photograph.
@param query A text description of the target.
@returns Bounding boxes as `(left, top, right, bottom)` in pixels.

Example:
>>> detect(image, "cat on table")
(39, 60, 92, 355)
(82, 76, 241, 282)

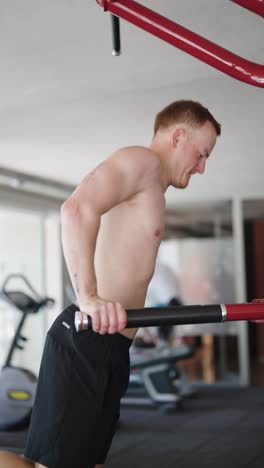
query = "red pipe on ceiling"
(96, 0, 264, 88)
(230, 0, 264, 17)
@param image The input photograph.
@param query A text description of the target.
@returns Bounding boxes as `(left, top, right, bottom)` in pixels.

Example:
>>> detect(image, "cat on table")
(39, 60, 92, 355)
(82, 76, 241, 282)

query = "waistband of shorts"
(114, 332, 134, 349)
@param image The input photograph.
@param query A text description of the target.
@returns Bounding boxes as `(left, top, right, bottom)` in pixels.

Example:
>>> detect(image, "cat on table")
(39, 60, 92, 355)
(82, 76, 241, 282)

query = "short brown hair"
(154, 100, 221, 136)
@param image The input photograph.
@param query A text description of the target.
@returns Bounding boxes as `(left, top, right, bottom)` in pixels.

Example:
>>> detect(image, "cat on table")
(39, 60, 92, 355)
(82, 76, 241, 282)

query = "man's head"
(152, 100, 221, 189)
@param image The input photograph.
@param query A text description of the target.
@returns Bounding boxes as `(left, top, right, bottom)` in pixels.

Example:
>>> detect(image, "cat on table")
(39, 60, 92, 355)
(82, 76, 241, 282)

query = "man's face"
(172, 121, 217, 189)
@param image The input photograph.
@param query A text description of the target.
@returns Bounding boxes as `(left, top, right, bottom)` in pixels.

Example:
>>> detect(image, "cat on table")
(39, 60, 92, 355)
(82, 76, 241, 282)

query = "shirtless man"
(0, 100, 221, 468)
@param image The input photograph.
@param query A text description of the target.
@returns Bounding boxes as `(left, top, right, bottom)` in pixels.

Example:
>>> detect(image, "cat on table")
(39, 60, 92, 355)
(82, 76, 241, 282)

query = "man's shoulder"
(111, 146, 160, 169)
(116, 145, 154, 155)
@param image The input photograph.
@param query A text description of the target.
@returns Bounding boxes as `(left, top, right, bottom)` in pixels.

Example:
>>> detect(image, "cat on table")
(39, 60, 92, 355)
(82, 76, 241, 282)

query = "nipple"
(154, 229, 161, 237)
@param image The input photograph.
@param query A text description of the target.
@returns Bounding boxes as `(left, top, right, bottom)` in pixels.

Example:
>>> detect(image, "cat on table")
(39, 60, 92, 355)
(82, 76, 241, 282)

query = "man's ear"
(172, 127, 186, 148)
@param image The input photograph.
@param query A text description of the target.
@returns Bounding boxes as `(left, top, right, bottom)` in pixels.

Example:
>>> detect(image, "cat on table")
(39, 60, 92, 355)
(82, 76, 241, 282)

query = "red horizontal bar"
(231, 0, 264, 18)
(97, 0, 264, 88)
(226, 301, 264, 322)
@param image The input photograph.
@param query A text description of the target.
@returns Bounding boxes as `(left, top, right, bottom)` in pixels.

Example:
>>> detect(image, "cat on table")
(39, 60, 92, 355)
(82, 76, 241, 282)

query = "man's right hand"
(78, 297, 127, 334)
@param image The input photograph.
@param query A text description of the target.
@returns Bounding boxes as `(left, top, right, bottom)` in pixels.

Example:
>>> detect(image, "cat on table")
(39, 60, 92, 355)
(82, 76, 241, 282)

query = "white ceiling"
(0, 0, 263, 205)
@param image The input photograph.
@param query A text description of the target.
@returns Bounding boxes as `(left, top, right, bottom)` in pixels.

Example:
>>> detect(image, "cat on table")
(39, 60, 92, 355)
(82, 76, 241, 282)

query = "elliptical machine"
(0, 273, 54, 431)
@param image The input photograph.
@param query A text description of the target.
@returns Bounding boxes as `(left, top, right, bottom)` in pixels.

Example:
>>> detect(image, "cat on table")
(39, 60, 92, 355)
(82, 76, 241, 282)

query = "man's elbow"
(61, 197, 99, 226)
(61, 196, 80, 222)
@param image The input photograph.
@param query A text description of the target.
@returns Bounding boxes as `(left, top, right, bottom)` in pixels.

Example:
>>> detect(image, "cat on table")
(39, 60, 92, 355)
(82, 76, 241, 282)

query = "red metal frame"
(226, 301, 264, 322)
(231, 0, 264, 17)
(97, 0, 264, 88)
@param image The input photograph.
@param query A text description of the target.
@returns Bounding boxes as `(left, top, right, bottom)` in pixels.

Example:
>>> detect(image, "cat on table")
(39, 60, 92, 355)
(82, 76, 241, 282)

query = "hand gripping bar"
(74, 300, 264, 332)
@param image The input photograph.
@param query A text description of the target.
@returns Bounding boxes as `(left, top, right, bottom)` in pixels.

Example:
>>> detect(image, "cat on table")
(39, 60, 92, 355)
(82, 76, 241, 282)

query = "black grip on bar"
(74, 304, 223, 332)
(125, 305, 223, 328)
(111, 14, 121, 55)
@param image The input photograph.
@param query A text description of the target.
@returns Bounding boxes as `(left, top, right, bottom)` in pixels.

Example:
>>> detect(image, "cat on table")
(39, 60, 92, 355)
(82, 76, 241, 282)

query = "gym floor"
(0, 359, 263, 467)
(109, 386, 264, 468)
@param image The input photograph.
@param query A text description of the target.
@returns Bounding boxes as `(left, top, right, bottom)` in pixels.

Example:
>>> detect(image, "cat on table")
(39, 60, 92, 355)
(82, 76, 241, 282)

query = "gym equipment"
(124, 297, 195, 412)
(0, 274, 54, 431)
(74, 300, 264, 332)
(96, 0, 264, 88)
(123, 342, 194, 411)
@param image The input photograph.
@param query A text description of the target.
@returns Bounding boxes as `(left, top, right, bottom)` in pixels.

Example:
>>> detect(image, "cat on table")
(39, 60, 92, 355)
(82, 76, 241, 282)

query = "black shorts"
(24, 303, 132, 468)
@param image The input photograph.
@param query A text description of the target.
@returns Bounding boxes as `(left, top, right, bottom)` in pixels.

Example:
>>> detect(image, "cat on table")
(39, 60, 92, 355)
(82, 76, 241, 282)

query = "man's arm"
(61, 147, 160, 333)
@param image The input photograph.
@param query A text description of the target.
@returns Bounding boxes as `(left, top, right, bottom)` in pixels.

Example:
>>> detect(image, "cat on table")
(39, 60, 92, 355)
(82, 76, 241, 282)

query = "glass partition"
(146, 200, 249, 386)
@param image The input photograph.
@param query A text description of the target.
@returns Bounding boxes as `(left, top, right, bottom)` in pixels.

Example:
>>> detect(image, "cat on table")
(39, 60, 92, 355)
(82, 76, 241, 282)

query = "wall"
(0, 75, 263, 207)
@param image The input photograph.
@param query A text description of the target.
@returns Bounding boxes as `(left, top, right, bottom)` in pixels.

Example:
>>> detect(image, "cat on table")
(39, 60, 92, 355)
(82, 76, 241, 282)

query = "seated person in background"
(158, 296, 183, 344)
(134, 296, 183, 348)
